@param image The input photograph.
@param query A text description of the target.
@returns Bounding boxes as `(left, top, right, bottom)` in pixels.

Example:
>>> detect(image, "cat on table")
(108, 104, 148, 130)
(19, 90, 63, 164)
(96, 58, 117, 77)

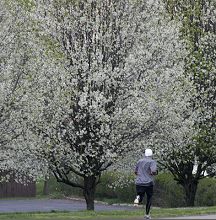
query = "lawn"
(1, 206, 216, 220)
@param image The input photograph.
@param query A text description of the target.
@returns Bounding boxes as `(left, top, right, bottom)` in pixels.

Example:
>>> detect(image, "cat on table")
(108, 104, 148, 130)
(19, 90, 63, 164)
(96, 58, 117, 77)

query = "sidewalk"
(161, 215, 216, 219)
(98, 215, 216, 219)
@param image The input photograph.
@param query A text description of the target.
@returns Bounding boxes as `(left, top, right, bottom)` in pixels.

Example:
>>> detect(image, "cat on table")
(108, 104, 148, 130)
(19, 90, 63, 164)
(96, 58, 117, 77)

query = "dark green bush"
(57, 175, 83, 197)
(195, 177, 216, 206)
(36, 176, 63, 198)
(96, 171, 136, 203)
(154, 173, 185, 207)
(95, 172, 117, 199)
(36, 172, 216, 208)
(96, 172, 185, 207)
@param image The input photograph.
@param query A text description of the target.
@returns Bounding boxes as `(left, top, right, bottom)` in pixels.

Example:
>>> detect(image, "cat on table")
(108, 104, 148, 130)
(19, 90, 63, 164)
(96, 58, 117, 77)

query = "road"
(0, 198, 137, 212)
(0, 199, 215, 219)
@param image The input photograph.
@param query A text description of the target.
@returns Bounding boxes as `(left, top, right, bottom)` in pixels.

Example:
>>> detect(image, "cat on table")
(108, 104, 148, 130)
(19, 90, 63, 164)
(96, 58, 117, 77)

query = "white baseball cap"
(145, 148, 153, 157)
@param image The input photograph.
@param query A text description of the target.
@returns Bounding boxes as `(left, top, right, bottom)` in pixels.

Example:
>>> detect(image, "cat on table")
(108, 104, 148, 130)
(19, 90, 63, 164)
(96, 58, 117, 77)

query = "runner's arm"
(150, 161, 158, 175)
(134, 162, 139, 175)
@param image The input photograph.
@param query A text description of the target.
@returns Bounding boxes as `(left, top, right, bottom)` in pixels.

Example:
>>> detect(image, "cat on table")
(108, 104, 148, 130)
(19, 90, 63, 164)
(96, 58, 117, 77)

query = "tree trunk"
(83, 175, 97, 211)
(43, 179, 49, 195)
(182, 180, 198, 207)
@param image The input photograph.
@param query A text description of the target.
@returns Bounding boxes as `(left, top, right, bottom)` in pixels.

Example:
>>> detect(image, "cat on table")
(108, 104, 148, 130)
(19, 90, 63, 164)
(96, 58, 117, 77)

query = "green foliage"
(196, 178, 216, 206)
(154, 173, 185, 208)
(36, 177, 65, 198)
(164, 0, 206, 46)
(95, 172, 118, 200)
(40, 36, 65, 60)
(36, 173, 216, 207)
(156, 174, 216, 207)
(13, 0, 35, 11)
(59, 182, 83, 197)
(36, 180, 44, 196)
(96, 172, 136, 203)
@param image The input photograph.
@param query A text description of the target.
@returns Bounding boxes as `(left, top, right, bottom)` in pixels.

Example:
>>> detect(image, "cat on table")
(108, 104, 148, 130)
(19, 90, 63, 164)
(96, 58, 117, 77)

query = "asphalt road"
(0, 199, 216, 219)
(0, 198, 137, 212)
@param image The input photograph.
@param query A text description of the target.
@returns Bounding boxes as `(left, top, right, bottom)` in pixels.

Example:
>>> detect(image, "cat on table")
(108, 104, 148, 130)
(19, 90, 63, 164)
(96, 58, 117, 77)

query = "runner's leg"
(145, 185, 153, 215)
(136, 185, 145, 203)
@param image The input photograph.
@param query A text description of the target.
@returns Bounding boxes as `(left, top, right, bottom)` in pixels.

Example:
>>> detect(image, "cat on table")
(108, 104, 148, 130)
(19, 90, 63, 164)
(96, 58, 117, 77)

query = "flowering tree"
(158, 0, 216, 206)
(19, 0, 197, 210)
(0, 1, 46, 181)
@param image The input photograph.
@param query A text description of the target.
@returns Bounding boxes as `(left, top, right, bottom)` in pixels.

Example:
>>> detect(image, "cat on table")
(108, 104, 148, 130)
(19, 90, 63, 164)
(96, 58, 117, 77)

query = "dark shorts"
(136, 184, 153, 202)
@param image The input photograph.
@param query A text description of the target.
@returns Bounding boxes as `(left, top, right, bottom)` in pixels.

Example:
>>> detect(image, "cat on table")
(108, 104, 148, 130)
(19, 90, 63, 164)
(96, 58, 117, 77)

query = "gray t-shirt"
(135, 156, 157, 186)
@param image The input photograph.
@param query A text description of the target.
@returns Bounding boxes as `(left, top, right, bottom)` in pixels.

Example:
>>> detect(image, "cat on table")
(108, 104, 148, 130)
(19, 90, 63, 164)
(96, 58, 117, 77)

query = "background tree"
(0, 0, 46, 182)
(23, 0, 197, 210)
(157, 0, 216, 206)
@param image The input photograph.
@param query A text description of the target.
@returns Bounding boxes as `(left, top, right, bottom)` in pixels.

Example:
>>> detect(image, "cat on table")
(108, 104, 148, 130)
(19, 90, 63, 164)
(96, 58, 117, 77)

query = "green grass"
(1, 206, 216, 220)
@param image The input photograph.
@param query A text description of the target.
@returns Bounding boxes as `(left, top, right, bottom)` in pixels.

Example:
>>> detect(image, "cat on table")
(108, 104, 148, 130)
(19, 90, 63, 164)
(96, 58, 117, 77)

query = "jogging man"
(134, 148, 157, 219)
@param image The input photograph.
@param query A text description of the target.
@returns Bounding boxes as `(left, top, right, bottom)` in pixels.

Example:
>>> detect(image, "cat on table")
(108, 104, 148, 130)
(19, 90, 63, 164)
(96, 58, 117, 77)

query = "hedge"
(37, 172, 216, 208)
